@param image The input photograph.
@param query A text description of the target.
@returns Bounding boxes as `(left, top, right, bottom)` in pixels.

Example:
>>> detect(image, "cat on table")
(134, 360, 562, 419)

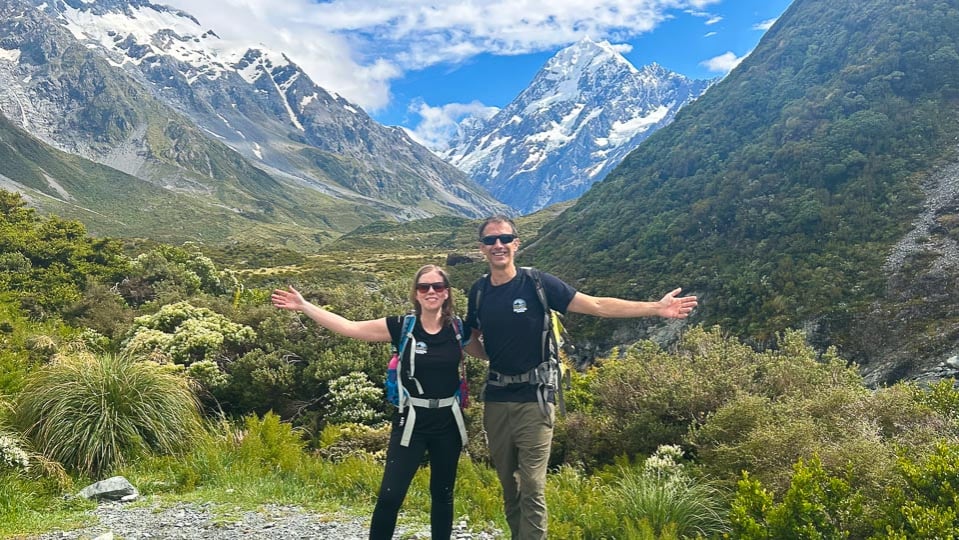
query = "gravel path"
(29, 500, 504, 540)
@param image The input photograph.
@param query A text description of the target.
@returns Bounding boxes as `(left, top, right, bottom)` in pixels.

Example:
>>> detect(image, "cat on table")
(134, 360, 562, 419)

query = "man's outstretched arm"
(567, 288, 697, 319)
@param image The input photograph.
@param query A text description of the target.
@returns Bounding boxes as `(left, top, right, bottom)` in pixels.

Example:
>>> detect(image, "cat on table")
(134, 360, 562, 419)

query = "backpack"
(472, 267, 571, 417)
(385, 315, 469, 409)
(385, 314, 470, 447)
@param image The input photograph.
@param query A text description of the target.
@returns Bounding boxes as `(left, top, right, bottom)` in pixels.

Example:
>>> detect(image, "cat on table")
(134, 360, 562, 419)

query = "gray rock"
(77, 476, 139, 502)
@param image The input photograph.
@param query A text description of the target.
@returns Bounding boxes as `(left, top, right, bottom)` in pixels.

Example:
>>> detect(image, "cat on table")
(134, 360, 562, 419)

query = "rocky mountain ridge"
(0, 0, 507, 247)
(443, 38, 711, 213)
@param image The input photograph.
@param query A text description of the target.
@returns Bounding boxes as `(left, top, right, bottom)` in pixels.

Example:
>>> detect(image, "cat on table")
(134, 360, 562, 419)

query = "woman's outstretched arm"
(272, 286, 392, 342)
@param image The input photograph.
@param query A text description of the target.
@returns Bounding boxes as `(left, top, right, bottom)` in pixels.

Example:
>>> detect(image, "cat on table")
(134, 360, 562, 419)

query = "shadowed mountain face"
(0, 0, 508, 247)
(524, 0, 959, 385)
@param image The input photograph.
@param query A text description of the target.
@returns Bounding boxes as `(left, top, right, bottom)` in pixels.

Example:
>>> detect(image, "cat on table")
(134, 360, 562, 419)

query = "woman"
(271, 264, 467, 540)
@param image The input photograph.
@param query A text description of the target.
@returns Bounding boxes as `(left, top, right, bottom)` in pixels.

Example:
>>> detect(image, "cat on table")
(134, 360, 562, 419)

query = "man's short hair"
(478, 215, 517, 239)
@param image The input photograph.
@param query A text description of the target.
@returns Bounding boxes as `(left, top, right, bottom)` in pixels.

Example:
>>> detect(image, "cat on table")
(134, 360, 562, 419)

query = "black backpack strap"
(396, 314, 416, 357)
(523, 267, 567, 417)
(471, 273, 490, 329)
(399, 314, 423, 401)
(522, 267, 551, 364)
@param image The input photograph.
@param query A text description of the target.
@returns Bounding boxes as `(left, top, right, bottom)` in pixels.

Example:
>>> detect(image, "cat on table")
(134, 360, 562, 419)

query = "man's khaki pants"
(484, 401, 554, 540)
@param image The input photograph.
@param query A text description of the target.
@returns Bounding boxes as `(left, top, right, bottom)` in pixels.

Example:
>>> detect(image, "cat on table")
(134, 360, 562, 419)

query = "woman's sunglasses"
(415, 282, 449, 293)
(480, 234, 517, 245)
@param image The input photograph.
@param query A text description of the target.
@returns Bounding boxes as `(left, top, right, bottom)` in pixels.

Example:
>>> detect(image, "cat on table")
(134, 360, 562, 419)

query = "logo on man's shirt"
(415, 341, 428, 354)
(512, 298, 528, 313)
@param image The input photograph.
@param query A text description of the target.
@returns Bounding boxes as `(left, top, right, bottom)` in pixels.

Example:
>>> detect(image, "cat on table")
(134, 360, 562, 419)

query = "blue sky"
(164, 0, 794, 148)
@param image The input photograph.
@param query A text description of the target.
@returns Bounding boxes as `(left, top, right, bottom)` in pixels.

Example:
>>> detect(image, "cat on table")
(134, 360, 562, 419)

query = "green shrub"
(15, 353, 203, 475)
(562, 326, 863, 468)
(325, 371, 386, 425)
(117, 245, 230, 306)
(910, 378, 959, 426)
(212, 349, 300, 416)
(186, 359, 231, 391)
(123, 301, 256, 365)
(689, 382, 949, 501)
(730, 455, 864, 539)
(879, 442, 959, 538)
(235, 411, 308, 473)
(316, 422, 390, 462)
(61, 280, 134, 341)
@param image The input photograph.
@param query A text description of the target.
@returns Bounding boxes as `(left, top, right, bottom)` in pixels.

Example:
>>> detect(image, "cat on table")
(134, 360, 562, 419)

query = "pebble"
(29, 500, 504, 540)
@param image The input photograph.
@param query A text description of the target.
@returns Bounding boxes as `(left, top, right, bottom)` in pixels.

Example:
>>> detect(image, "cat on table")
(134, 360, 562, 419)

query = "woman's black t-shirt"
(386, 315, 462, 435)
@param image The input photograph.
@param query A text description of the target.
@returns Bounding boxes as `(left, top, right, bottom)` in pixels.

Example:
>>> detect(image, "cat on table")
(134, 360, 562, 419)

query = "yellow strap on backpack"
(550, 310, 565, 349)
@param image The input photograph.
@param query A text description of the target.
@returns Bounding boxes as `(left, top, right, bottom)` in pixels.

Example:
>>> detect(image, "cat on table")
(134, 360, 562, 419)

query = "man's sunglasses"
(480, 234, 517, 245)
(415, 282, 449, 293)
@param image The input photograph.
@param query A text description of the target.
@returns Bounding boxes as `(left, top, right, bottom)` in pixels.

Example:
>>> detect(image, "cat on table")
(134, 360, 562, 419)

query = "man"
(463, 215, 697, 539)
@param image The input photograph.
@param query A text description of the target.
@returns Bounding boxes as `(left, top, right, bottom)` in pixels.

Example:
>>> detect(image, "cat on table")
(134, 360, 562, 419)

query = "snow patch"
(58, 3, 248, 84)
(236, 60, 261, 84)
(451, 135, 510, 176)
(201, 127, 225, 140)
(0, 48, 21, 63)
(608, 105, 670, 146)
(300, 93, 317, 110)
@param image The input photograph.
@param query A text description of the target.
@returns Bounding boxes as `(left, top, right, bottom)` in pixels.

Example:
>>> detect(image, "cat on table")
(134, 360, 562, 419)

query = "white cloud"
(161, 0, 722, 111)
(704, 31, 717, 38)
(701, 51, 744, 72)
(754, 18, 778, 31)
(405, 100, 501, 150)
(684, 8, 721, 25)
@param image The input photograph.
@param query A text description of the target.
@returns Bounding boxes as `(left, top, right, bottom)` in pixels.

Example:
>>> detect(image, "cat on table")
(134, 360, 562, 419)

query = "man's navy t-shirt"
(465, 268, 576, 403)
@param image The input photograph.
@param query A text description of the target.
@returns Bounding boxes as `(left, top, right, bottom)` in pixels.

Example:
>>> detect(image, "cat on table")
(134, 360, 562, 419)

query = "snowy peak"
(54, 0, 246, 83)
(54, 0, 198, 23)
(48, 0, 317, 102)
(0, 0, 508, 227)
(541, 37, 637, 78)
(445, 38, 713, 213)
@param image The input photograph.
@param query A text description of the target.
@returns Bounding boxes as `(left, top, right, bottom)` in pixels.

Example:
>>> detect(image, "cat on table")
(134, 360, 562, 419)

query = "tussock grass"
(15, 353, 204, 476)
(612, 469, 728, 538)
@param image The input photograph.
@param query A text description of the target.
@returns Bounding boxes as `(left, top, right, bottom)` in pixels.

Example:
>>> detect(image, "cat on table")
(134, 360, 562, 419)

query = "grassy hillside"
(524, 0, 959, 378)
(0, 113, 383, 249)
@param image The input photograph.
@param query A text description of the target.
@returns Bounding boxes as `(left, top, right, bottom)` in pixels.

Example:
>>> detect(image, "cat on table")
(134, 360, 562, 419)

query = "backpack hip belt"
(487, 361, 559, 419)
(400, 395, 468, 448)
(487, 361, 556, 387)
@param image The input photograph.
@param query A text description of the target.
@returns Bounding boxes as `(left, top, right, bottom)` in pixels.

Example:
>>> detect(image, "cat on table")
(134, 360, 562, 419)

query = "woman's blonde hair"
(409, 264, 455, 324)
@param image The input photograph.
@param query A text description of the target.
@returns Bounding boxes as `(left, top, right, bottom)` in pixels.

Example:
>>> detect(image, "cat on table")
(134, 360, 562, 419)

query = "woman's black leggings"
(368, 421, 463, 539)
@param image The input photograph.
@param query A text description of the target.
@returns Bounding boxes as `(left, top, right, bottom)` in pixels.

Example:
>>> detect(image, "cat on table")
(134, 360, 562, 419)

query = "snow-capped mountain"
(0, 0, 507, 237)
(443, 38, 712, 214)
